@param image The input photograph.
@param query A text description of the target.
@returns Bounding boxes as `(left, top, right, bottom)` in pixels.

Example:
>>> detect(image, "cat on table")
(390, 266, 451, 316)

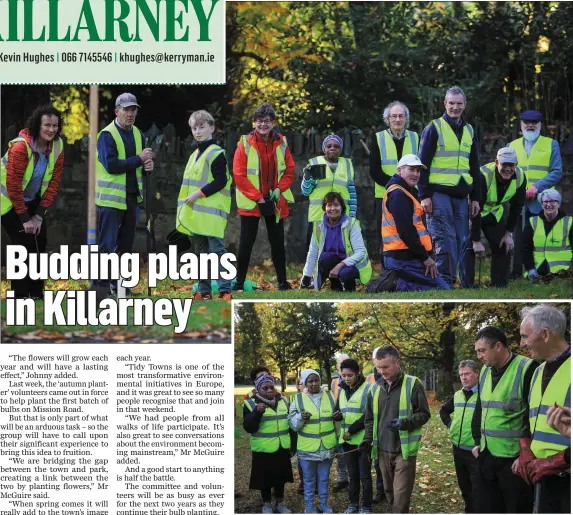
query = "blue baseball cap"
(520, 110, 543, 122)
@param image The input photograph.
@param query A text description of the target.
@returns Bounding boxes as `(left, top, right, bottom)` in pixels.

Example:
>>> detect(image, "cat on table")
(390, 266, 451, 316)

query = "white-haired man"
(509, 109, 563, 277)
(369, 101, 419, 253)
(418, 86, 481, 287)
(516, 305, 570, 514)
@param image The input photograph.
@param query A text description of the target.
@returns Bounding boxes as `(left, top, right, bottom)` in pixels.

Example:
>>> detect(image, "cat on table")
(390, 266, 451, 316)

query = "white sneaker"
(262, 503, 273, 514)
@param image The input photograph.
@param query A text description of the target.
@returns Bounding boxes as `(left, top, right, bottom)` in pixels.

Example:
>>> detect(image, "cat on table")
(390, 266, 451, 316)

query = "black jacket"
(384, 174, 431, 261)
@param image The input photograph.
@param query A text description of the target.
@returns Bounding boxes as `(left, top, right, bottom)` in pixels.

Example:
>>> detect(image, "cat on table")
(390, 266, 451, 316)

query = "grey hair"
(520, 305, 567, 338)
(372, 347, 380, 359)
(335, 353, 350, 363)
(538, 189, 562, 205)
(445, 86, 467, 103)
(383, 101, 410, 128)
(458, 360, 480, 373)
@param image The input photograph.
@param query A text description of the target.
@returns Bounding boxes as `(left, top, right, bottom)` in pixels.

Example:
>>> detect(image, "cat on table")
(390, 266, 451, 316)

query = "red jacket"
(5, 128, 64, 223)
(233, 129, 295, 218)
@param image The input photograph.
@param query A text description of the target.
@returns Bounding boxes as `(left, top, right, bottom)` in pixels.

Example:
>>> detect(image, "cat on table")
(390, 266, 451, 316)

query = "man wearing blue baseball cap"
(509, 110, 562, 277)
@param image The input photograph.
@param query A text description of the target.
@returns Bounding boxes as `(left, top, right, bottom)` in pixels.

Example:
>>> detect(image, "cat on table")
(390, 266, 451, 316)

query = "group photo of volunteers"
(3, 88, 570, 303)
(234, 301, 571, 514)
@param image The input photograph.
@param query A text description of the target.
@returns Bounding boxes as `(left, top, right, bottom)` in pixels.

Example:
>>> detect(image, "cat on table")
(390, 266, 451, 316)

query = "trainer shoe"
(275, 502, 292, 514)
(232, 281, 245, 292)
(262, 503, 273, 514)
(320, 505, 334, 514)
(278, 281, 293, 291)
(217, 292, 232, 301)
(343, 505, 359, 514)
(304, 506, 318, 514)
(359, 507, 372, 514)
(192, 292, 212, 300)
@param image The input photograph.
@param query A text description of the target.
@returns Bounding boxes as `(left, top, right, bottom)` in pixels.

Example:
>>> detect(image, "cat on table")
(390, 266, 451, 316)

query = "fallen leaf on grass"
(38, 329, 65, 339)
(196, 306, 208, 314)
(102, 329, 137, 341)
(12, 331, 43, 340)
(175, 331, 207, 338)
(220, 306, 231, 317)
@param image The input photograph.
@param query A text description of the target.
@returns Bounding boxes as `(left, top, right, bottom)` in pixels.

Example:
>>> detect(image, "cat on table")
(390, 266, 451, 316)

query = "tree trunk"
(280, 367, 287, 393)
(435, 304, 456, 401)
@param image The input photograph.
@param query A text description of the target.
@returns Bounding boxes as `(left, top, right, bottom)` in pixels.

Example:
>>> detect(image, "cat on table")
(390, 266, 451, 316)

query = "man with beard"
(515, 304, 570, 514)
(471, 327, 538, 513)
(460, 146, 526, 287)
(509, 110, 563, 276)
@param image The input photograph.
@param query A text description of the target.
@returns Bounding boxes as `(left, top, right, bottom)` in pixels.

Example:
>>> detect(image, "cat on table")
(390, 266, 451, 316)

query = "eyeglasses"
(522, 120, 540, 125)
(389, 114, 405, 120)
(542, 200, 559, 205)
(255, 119, 273, 126)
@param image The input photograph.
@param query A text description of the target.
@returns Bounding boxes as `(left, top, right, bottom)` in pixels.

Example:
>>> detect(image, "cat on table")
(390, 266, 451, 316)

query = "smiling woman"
(0, 104, 64, 299)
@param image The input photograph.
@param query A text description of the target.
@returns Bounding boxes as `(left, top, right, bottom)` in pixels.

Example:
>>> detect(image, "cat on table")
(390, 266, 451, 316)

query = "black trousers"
(537, 474, 571, 514)
(1, 197, 47, 298)
(452, 446, 478, 513)
(475, 448, 533, 513)
(343, 442, 373, 508)
(464, 217, 511, 287)
(237, 215, 287, 284)
(511, 208, 535, 278)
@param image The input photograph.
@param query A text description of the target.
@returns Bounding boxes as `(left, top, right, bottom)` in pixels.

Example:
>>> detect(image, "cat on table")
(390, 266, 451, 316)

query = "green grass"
(233, 261, 570, 299)
(234, 390, 464, 514)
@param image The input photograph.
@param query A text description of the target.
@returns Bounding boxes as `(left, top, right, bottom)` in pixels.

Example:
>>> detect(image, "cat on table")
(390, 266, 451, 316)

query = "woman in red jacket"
(1, 105, 64, 298)
(233, 103, 295, 291)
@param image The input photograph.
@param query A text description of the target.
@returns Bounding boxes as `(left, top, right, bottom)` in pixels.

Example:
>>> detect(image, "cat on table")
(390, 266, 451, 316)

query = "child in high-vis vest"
(288, 369, 336, 514)
(243, 374, 293, 514)
(176, 110, 232, 300)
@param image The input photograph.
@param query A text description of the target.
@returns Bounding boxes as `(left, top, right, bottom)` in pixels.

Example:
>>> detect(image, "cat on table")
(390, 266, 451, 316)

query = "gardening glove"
(517, 438, 535, 484)
(527, 269, 540, 280)
(387, 418, 402, 432)
(300, 275, 312, 289)
(303, 165, 312, 180)
(270, 188, 281, 202)
(526, 451, 569, 484)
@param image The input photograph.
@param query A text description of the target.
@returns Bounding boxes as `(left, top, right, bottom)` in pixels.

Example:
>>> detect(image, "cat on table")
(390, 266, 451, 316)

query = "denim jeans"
(383, 256, 450, 291)
(299, 458, 333, 509)
(425, 192, 469, 285)
(190, 235, 232, 293)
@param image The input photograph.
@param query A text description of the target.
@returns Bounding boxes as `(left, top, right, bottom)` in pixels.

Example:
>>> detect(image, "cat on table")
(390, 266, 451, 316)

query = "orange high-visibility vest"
(382, 184, 432, 252)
